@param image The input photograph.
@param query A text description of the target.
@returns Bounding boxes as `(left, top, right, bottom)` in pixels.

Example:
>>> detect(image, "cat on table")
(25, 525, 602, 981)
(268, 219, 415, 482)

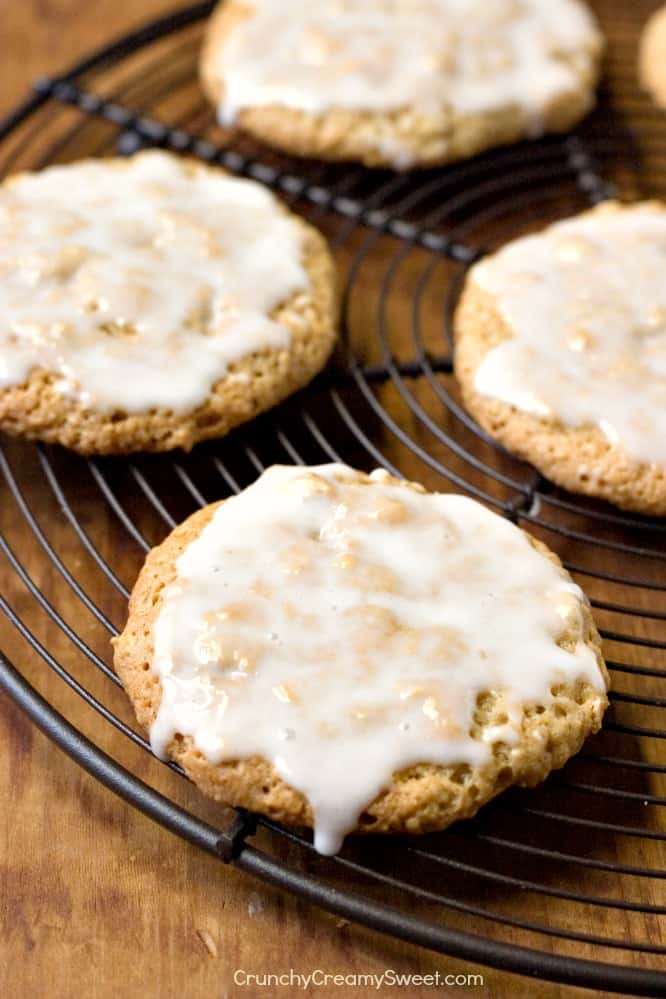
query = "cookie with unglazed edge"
(0, 151, 337, 455)
(639, 5, 666, 108)
(454, 201, 666, 516)
(113, 463, 608, 854)
(200, 0, 604, 170)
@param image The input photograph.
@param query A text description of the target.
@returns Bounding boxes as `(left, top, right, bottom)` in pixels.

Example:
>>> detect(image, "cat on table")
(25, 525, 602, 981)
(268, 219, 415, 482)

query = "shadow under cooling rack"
(1, 1, 666, 995)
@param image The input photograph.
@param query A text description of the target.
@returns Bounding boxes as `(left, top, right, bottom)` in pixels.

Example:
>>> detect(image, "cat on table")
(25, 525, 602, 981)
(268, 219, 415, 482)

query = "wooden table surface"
(0, 3, 663, 998)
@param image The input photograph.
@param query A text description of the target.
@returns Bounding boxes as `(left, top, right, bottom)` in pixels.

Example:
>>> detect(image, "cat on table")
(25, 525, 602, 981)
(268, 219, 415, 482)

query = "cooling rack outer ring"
(1, 2, 666, 994)
(2, 649, 665, 998)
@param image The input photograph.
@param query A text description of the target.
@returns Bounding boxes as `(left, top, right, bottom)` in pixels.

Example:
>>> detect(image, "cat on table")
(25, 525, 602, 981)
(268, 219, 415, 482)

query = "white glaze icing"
(214, 0, 601, 166)
(471, 203, 666, 469)
(0, 151, 308, 412)
(150, 463, 605, 855)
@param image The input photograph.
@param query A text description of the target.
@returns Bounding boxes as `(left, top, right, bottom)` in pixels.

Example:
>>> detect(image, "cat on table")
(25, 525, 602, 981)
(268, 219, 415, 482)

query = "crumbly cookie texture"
(0, 152, 337, 454)
(114, 465, 608, 850)
(639, 5, 666, 108)
(454, 201, 666, 516)
(200, 0, 603, 169)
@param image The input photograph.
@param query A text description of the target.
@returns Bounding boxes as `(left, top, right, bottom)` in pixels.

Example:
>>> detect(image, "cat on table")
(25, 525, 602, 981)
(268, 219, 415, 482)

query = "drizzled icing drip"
(150, 464, 605, 854)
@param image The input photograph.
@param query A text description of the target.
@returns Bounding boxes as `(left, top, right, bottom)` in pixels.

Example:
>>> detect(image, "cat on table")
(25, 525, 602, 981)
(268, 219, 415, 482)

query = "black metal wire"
(1, 2, 665, 995)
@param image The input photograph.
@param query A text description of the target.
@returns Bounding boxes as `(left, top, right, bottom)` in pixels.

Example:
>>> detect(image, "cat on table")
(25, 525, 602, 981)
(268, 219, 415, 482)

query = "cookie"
(200, 0, 603, 170)
(639, 5, 666, 108)
(113, 463, 608, 855)
(0, 151, 337, 454)
(454, 202, 666, 516)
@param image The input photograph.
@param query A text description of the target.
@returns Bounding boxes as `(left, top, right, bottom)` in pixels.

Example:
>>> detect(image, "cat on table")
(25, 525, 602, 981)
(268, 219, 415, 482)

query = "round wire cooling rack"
(1, 1, 666, 994)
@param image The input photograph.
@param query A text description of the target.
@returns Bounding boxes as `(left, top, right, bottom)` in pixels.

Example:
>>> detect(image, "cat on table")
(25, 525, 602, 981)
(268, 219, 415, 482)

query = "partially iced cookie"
(455, 202, 666, 515)
(0, 151, 337, 453)
(114, 463, 608, 855)
(201, 0, 603, 169)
